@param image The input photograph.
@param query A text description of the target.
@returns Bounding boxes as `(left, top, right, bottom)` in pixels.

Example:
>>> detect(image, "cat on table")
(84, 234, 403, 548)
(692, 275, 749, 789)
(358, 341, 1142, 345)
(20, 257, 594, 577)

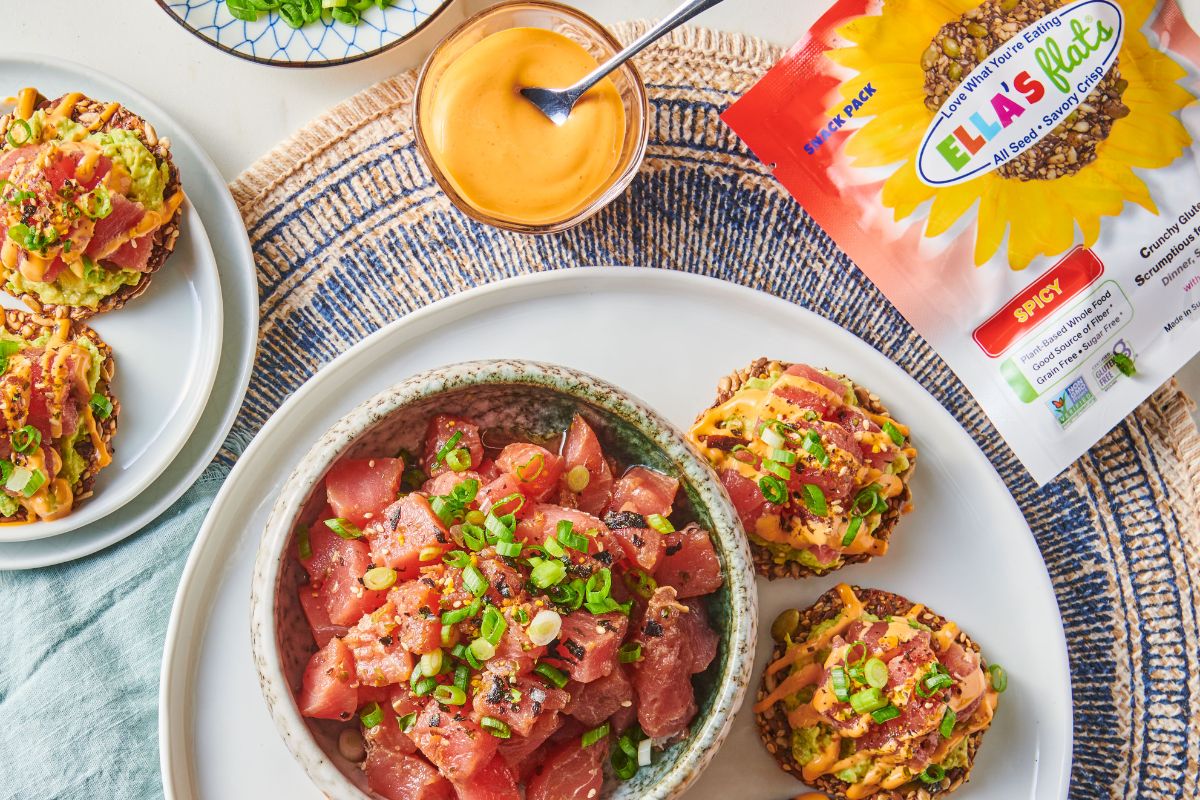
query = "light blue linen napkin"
(0, 464, 225, 800)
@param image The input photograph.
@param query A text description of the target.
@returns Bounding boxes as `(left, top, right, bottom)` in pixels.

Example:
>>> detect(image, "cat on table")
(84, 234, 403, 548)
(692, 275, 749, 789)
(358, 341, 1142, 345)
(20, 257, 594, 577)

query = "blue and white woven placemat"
(0, 21, 1196, 800)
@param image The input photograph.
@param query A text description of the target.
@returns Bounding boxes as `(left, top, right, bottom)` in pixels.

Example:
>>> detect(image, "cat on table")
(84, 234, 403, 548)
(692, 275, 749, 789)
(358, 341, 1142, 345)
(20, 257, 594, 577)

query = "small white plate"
(160, 269, 1072, 800)
(0, 54, 255, 564)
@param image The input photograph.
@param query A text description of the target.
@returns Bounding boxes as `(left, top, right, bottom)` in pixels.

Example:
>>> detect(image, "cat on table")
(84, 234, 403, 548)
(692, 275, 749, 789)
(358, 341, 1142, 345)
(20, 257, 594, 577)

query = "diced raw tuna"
(365, 750, 454, 800)
(785, 363, 847, 397)
(367, 494, 452, 578)
(298, 638, 357, 721)
(298, 585, 347, 648)
(86, 194, 144, 257)
(719, 469, 767, 530)
(453, 756, 520, 800)
(632, 587, 698, 738)
(318, 539, 387, 626)
(387, 580, 443, 654)
(516, 504, 624, 563)
(410, 699, 499, 783)
(498, 710, 563, 773)
(564, 663, 634, 727)
(656, 524, 723, 598)
(424, 415, 485, 477)
(486, 609, 545, 678)
(343, 606, 416, 687)
(365, 709, 418, 757)
(424, 469, 482, 497)
(326, 457, 405, 528)
(679, 598, 719, 674)
(0, 145, 37, 178)
(548, 611, 628, 684)
(472, 673, 569, 737)
(608, 466, 679, 517)
(561, 415, 613, 515)
(608, 521, 664, 573)
(496, 443, 563, 502)
(478, 474, 529, 519)
(526, 737, 608, 800)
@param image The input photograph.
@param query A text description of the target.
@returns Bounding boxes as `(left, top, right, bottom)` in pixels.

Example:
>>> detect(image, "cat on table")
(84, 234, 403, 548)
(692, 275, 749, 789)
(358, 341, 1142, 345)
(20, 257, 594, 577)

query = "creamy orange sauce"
(420, 27, 626, 226)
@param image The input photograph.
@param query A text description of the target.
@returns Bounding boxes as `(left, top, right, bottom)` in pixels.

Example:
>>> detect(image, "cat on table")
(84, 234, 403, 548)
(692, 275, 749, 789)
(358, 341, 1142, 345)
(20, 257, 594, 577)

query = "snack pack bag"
(723, 0, 1200, 483)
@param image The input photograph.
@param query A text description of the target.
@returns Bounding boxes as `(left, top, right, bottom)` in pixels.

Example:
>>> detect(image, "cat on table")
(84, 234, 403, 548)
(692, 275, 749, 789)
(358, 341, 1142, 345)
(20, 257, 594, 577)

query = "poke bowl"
(250, 359, 757, 800)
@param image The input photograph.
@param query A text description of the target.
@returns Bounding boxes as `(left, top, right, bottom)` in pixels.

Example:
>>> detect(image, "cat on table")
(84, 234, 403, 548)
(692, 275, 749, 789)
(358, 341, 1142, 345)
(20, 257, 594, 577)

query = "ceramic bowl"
(250, 359, 757, 799)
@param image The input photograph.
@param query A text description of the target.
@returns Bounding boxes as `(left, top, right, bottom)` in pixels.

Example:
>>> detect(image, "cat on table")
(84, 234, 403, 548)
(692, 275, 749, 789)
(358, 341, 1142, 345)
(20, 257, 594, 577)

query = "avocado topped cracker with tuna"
(0, 89, 183, 318)
(0, 309, 117, 522)
(689, 359, 917, 579)
(755, 585, 1004, 799)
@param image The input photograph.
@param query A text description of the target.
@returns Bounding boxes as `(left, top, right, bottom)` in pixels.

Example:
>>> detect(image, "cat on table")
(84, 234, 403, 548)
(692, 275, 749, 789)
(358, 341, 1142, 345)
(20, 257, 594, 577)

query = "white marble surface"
(5, 0, 1199, 410)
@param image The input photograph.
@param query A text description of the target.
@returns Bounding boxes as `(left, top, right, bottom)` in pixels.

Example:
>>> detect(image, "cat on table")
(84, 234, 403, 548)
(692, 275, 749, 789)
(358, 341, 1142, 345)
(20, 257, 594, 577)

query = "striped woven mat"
(228, 23, 1200, 800)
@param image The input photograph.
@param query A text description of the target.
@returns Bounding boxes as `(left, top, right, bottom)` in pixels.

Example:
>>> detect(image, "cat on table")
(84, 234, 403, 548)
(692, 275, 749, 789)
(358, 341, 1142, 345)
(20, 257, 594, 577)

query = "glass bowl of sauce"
(414, 1, 650, 233)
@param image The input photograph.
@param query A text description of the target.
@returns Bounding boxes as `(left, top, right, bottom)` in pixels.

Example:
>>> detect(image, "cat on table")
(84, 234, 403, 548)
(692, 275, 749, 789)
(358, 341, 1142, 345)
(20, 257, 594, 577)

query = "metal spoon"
(520, 0, 728, 125)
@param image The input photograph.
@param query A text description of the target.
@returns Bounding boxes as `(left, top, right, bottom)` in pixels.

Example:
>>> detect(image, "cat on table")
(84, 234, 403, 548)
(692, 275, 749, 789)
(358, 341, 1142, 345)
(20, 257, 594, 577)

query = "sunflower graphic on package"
(827, 0, 1195, 269)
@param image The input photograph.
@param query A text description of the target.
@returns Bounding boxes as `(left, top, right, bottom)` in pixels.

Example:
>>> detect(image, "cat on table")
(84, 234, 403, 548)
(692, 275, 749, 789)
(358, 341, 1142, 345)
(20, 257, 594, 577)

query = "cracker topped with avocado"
(0, 88, 183, 318)
(689, 359, 917, 579)
(755, 585, 1005, 799)
(0, 309, 118, 522)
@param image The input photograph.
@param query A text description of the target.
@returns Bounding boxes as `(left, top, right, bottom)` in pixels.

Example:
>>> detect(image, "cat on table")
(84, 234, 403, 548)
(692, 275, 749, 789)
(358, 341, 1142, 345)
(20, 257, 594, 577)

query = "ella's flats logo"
(917, 0, 1124, 187)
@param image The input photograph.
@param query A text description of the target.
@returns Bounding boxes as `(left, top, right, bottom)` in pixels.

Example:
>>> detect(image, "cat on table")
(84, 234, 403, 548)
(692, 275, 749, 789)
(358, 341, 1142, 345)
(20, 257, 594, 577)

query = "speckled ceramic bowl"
(250, 359, 756, 800)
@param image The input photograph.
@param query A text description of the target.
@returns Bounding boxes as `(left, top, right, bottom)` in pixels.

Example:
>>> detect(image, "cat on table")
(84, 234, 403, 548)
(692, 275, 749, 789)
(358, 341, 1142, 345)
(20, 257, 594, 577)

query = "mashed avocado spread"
(90, 129, 169, 209)
(792, 725, 833, 767)
(9, 264, 141, 309)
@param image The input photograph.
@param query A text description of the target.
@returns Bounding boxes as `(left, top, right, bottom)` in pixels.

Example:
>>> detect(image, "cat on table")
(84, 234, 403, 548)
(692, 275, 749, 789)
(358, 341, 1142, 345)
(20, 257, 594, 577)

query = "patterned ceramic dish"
(155, 0, 452, 68)
(250, 359, 757, 799)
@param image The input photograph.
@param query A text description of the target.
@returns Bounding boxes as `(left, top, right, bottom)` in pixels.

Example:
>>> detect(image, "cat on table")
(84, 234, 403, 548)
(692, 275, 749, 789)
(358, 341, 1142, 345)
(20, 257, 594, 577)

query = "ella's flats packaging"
(724, 0, 1200, 484)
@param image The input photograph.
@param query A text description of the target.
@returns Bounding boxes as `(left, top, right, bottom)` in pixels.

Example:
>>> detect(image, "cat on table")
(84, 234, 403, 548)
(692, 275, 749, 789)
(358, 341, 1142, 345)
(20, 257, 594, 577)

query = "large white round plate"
(0, 54, 256, 566)
(160, 269, 1072, 800)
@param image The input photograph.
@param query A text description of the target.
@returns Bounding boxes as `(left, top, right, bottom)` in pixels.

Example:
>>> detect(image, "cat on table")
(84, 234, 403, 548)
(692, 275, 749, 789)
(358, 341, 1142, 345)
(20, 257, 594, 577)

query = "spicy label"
(917, 0, 1124, 186)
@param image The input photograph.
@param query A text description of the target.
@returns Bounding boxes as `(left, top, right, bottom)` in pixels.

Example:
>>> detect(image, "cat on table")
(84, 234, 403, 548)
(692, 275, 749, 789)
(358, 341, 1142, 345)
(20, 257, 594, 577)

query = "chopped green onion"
(442, 550, 471, 569)
(988, 664, 1007, 692)
(297, 527, 312, 560)
(581, 722, 610, 747)
(463, 565, 489, 597)
(646, 514, 675, 534)
(397, 712, 417, 732)
(419, 649, 443, 677)
(557, 523, 589, 551)
(802, 484, 827, 516)
(6, 466, 44, 498)
(585, 568, 612, 603)
(481, 606, 507, 646)
(6, 119, 31, 147)
(543, 536, 565, 558)
(445, 448, 471, 472)
(769, 448, 798, 466)
(440, 624, 454, 648)
(469, 637, 495, 661)
(514, 608, 529, 625)
(412, 676, 438, 696)
(864, 657, 889, 689)
(762, 459, 791, 480)
(495, 539, 523, 557)
(802, 429, 831, 467)
(760, 422, 786, 449)
(10, 425, 39, 454)
(462, 523, 487, 551)
(871, 704, 900, 724)
(618, 642, 642, 663)
(516, 453, 545, 482)
(526, 609, 563, 646)
(325, 517, 363, 540)
(454, 664, 470, 692)
(847, 664, 866, 685)
(758, 474, 788, 505)
(585, 597, 624, 615)
(939, 707, 956, 737)
(359, 702, 383, 728)
(831, 666, 850, 702)
(622, 568, 657, 600)
(566, 464, 590, 492)
(882, 421, 905, 446)
(432, 430, 463, 468)
(548, 579, 584, 610)
(919, 764, 946, 784)
(441, 599, 479, 625)
(530, 559, 566, 588)
(849, 687, 887, 714)
(481, 717, 511, 739)
(89, 392, 113, 420)
(363, 566, 397, 591)
(433, 684, 467, 706)
(534, 662, 569, 689)
(611, 736, 639, 779)
(851, 485, 887, 517)
(841, 516, 863, 547)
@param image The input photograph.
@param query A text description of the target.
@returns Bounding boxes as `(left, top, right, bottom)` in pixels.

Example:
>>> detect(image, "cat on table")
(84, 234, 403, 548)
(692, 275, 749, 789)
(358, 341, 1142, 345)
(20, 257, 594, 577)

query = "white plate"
(160, 268, 1072, 800)
(0, 54, 256, 565)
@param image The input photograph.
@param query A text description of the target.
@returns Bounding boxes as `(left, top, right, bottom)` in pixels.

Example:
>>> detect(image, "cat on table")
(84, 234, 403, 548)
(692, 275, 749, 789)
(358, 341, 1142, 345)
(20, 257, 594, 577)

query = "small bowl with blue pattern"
(156, 0, 453, 68)
(251, 359, 758, 799)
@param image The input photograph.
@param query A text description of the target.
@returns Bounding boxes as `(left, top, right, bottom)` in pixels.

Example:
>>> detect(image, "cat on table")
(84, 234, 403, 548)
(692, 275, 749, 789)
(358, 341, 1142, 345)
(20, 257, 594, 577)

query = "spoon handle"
(568, 0, 727, 99)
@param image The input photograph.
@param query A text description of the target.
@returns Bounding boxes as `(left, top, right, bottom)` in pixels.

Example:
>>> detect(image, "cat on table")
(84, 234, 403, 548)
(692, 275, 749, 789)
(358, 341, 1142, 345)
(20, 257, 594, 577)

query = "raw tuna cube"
(387, 580, 443, 654)
(498, 710, 563, 774)
(343, 606, 416, 687)
(472, 673, 569, 737)
(608, 519, 665, 573)
(325, 457, 405, 528)
(526, 737, 608, 800)
(424, 415, 485, 477)
(452, 755, 521, 800)
(496, 443, 563, 502)
(607, 466, 679, 517)
(516, 505, 624, 564)
(631, 586, 698, 738)
(548, 611, 628, 684)
(364, 708, 418, 757)
(656, 524, 723, 598)
(679, 598, 719, 674)
(367, 494, 452, 578)
(561, 415, 613, 515)
(564, 663, 634, 728)
(298, 638, 357, 721)
(298, 585, 348, 648)
(365, 750, 454, 800)
(410, 699, 499, 783)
